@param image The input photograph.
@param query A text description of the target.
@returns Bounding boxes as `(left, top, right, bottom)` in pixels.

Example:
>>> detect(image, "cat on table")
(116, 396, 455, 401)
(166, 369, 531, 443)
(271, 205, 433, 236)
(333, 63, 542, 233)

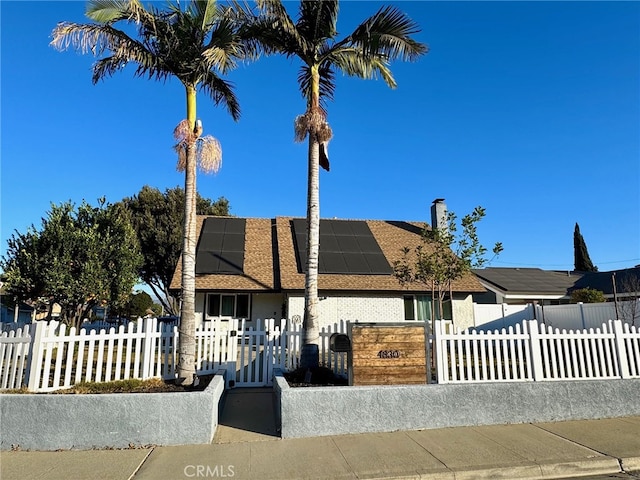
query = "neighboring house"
(571, 266, 640, 301)
(170, 211, 486, 331)
(473, 266, 640, 305)
(0, 301, 34, 324)
(472, 268, 582, 305)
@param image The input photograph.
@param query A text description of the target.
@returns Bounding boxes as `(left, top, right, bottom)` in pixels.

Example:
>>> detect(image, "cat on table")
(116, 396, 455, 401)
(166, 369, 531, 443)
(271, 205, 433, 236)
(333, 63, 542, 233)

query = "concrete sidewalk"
(2, 416, 640, 480)
(3, 388, 640, 480)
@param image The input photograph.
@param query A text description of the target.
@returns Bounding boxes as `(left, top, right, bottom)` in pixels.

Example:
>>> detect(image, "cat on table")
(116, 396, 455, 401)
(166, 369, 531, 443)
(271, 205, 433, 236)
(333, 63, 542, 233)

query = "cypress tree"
(574, 223, 598, 272)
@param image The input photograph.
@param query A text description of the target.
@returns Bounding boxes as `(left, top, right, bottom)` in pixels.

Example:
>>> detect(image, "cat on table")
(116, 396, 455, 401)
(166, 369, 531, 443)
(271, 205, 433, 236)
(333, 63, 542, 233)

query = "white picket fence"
(0, 318, 347, 392)
(4, 317, 639, 391)
(284, 319, 349, 376)
(434, 319, 640, 383)
(0, 325, 32, 390)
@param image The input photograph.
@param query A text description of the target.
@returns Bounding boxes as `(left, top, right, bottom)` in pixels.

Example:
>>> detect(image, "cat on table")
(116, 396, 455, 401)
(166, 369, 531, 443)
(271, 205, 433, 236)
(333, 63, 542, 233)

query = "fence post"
(579, 302, 586, 330)
(528, 320, 543, 381)
(612, 319, 630, 379)
(424, 322, 432, 384)
(140, 317, 155, 380)
(226, 318, 238, 388)
(434, 320, 446, 384)
(26, 321, 47, 391)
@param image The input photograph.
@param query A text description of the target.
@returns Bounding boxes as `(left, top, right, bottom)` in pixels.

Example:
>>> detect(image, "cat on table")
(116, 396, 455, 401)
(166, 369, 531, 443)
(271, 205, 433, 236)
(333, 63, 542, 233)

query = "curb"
(357, 456, 622, 480)
(622, 456, 640, 474)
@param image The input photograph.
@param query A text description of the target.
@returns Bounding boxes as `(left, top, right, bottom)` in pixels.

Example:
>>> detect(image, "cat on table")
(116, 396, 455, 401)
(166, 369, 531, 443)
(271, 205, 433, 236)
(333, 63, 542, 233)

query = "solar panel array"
(195, 218, 246, 275)
(291, 219, 392, 275)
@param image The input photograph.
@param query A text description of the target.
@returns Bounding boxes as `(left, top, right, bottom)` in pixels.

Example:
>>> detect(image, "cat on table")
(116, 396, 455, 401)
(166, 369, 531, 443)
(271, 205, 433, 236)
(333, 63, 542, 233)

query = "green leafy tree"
(1, 199, 142, 329)
(248, 0, 427, 368)
(51, 0, 256, 386)
(120, 290, 159, 319)
(574, 223, 598, 272)
(394, 207, 503, 325)
(122, 185, 230, 316)
(570, 287, 605, 303)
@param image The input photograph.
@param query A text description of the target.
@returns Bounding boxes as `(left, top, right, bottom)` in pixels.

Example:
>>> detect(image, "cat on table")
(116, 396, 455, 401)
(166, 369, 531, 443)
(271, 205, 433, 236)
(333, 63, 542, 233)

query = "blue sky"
(1, 1, 639, 272)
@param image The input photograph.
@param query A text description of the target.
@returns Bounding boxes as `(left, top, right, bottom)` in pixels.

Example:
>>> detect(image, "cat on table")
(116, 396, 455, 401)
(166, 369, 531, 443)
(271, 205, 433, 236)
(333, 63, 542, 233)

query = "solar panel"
(196, 218, 246, 274)
(291, 219, 392, 275)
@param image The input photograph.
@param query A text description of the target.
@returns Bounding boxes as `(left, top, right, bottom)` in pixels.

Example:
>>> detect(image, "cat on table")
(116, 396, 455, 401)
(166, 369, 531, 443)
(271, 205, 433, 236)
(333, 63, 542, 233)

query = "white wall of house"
(286, 293, 476, 331)
(195, 293, 206, 328)
(250, 293, 284, 321)
(286, 293, 403, 330)
(193, 291, 476, 330)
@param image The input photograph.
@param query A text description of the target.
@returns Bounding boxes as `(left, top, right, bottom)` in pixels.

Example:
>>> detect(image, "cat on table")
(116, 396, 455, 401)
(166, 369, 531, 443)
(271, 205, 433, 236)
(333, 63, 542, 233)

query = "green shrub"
(570, 287, 606, 303)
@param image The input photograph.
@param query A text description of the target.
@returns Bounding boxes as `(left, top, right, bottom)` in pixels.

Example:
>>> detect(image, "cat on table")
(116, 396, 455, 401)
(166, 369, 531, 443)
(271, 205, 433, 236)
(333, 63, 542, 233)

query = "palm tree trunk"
(300, 66, 322, 370)
(301, 133, 321, 369)
(177, 85, 198, 386)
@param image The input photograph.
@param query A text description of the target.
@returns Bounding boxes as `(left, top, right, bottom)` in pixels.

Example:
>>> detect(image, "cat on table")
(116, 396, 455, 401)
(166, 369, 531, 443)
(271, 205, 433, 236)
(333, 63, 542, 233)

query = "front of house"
(170, 208, 486, 331)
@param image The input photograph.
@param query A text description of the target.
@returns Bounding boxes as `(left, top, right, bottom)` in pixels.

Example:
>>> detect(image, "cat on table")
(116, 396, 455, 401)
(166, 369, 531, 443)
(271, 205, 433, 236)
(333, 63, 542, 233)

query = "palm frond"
(331, 48, 396, 88)
(199, 71, 241, 121)
(297, 63, 335, 112)
(201, 10, 247, 73)
(297, 0, 338, 44)
(51, 22, 162, 84)
(249, 0, 307, 58)
(86, 0, 151, 25)
(192, 0, 217, 30)
(55, 0, 261, 128)
(347, 6, 428, 62)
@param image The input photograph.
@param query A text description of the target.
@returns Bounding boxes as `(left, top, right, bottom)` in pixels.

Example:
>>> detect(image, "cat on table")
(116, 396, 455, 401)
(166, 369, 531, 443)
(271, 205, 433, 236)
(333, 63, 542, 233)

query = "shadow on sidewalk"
(213, 388, 280, 443)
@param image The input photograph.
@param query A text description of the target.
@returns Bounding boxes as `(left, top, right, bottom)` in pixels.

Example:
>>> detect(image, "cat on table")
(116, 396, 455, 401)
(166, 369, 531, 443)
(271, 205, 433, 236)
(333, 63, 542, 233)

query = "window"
(403, 295, 452, 321)
(207, 293, 250, 319)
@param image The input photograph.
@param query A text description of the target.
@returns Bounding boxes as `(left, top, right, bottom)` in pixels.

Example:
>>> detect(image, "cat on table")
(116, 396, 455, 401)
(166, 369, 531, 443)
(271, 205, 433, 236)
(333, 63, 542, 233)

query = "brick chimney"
(431, 198, 448, 233)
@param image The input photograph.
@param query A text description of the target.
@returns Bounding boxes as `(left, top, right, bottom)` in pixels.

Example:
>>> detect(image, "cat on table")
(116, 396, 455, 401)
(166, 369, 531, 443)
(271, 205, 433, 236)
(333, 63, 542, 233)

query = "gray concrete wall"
(274, 372, 640, 439)
(0, 372, 226, 451)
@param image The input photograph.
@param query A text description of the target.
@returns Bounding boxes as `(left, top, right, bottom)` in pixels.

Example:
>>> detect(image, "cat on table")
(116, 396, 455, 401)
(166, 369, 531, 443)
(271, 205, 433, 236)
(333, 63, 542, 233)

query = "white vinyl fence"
(473, 303, 535, 330)
(473, 300, 640, 331)
(284, 319, 349, 376)
(434, 319, 640, 384)
(0, 325, 31, 390)
(0, 318, 348, 392)
(4, 316, 639, 392)
(536, 301, 640, 330)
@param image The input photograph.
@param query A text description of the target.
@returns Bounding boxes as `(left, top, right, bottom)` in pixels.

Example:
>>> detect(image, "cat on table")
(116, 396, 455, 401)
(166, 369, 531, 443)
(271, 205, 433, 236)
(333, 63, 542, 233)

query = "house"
(472, 268, 582, 305)
(0, 301, 34, 325)
(571, 266, 640, 301)
(169, 202, 486, 331)
(472, 266, 640, 305)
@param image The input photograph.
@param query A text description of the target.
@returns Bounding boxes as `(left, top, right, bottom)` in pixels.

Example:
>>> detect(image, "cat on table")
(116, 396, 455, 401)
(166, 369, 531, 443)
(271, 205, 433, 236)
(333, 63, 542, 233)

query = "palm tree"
(51, 0, 254, 386)
(249, 0, 428, 368)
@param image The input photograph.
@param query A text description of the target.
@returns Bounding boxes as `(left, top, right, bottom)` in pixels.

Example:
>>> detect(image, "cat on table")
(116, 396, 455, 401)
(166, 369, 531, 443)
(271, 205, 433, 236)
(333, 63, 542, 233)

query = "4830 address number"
(377, 350, 401, 359)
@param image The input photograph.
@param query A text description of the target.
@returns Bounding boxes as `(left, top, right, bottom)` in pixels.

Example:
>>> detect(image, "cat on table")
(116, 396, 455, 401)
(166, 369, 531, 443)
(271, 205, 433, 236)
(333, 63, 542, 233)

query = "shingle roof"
(472, 267, 582, 296)
(170, 217, 277, 292)
(571, 267, 640, 296)
(170, 216, 485, 294)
